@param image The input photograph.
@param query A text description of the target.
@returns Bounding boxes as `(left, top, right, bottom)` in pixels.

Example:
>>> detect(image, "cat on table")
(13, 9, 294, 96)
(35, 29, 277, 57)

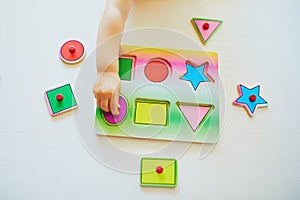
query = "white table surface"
(1, 0, 300, 199)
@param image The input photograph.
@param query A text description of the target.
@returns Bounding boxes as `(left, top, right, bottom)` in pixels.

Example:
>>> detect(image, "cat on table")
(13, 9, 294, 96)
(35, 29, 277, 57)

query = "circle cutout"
(102, 95, 128, 125)
(144, 59, 170, 83)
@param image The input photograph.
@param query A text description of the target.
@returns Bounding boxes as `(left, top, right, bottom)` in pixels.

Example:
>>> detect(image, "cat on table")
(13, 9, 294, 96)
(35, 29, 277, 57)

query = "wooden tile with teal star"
(233, 84, 268, 117)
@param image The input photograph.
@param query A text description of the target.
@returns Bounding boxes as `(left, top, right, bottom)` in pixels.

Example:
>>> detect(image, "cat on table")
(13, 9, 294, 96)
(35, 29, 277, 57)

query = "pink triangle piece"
(192, 18, 222, 45)
(178, 104, 213, 132)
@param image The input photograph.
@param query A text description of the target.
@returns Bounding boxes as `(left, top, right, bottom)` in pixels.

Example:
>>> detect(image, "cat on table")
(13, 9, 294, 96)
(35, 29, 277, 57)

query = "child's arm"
(93, 0, 132, 115)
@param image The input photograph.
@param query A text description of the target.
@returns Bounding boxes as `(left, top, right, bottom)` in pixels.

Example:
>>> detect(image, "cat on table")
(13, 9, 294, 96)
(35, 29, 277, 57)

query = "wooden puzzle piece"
(44, 83, 78, 116)
(191, 18, 222, 45)
(140, 158, 177, 187)
(233, 84, 268, 117)
(60, 39, 86, 64)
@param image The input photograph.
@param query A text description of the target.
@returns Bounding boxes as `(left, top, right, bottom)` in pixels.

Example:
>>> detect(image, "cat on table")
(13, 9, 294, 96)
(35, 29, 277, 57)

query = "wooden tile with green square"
(45, 83, 78, 116)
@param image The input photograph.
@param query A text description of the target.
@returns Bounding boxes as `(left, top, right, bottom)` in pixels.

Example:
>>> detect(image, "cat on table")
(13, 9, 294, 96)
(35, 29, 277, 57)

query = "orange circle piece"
(144, 59, 169, 83)
(60, 40, 85, 64)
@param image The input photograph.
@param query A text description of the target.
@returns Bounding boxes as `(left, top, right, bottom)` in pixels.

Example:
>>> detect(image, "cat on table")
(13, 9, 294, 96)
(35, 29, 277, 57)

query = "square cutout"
(134, 99, 169, 126)
(119, 56, 135, 81)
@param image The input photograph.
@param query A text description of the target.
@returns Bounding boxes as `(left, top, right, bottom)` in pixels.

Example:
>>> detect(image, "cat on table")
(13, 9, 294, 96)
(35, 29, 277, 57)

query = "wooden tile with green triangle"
(45, 83, 78, 116)
(140, 158, 177, 187)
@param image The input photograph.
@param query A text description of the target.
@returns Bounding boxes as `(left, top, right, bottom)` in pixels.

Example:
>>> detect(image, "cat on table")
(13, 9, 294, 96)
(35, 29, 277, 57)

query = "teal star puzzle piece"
(181, 62, 210, 91)
(233, 84, 268, 117)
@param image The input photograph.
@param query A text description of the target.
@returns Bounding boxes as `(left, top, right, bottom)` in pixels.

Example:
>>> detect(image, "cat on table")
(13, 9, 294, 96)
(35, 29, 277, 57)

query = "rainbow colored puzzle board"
(95, 45, 219, 143)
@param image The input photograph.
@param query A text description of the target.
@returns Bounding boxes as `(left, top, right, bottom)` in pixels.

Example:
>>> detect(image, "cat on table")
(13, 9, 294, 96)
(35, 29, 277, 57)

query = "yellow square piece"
(140, 158, 177, 187)
(134, 99, 169, 126)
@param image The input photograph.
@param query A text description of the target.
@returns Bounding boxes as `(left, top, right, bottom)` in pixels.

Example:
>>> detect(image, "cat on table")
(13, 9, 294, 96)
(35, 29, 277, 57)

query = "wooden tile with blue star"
(233, 84, 268, 117)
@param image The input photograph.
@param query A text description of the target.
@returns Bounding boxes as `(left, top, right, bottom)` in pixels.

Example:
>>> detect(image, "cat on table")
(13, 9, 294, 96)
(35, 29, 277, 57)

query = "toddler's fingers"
(110, 93, 120, 116)
(97, 98, 102, 109)
(100, 97, 110, 112)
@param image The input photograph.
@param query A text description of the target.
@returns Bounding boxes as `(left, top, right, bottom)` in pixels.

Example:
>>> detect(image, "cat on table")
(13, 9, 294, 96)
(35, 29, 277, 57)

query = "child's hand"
(93, 72, 121, 115)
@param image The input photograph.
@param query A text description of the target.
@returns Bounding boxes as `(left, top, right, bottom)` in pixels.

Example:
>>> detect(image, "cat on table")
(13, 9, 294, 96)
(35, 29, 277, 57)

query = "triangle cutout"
(177, 102, 214, 132)
(191, 18, 222, 45)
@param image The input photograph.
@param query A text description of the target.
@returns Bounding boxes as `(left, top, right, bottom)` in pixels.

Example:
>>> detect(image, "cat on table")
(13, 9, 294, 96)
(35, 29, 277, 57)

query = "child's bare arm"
(94, 0, 132, 115)
(96, 0, 132, 73)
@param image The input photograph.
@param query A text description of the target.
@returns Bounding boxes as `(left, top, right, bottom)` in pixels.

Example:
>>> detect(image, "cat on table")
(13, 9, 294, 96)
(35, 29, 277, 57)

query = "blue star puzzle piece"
(181, 62, 210, 91)
(233, 84, 268, 117)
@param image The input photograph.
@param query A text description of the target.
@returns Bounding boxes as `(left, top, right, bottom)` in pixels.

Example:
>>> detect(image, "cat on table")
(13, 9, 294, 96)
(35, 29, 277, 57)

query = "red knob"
(69, 45, 76, 53)
(56, 94, 64, 101)
(156, 166, 164, 174)
(249, 95, 256, 102)
(202, 23, 210, 30)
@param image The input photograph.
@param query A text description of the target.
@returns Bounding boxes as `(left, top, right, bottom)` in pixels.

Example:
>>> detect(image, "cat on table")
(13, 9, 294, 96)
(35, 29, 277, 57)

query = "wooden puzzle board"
(95, 45, 219, 143)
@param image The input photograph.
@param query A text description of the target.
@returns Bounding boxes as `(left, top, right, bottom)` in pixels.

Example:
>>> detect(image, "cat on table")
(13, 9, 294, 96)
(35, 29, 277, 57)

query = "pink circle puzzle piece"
(103, 96, 128, 125)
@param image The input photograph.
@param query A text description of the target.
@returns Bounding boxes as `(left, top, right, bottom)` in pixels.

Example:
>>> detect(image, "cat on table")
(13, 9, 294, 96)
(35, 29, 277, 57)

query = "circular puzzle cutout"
(144, 58, 170, 83)
(102, 95, 128, 125)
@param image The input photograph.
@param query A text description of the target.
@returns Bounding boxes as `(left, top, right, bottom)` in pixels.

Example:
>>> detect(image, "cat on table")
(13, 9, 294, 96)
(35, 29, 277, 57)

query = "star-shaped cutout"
(180, 61, 211, 91)
(233, 84, 268, 117)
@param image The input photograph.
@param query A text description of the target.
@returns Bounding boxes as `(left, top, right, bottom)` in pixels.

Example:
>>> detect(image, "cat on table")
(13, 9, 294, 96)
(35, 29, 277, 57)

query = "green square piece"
(140, 158, 177, 187)
(118, 55, 136, 81)
(44, 83, 78, 116)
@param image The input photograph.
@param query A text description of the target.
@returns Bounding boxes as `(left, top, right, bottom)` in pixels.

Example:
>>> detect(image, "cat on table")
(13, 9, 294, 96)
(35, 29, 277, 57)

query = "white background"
(1, 0, 300, 199)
